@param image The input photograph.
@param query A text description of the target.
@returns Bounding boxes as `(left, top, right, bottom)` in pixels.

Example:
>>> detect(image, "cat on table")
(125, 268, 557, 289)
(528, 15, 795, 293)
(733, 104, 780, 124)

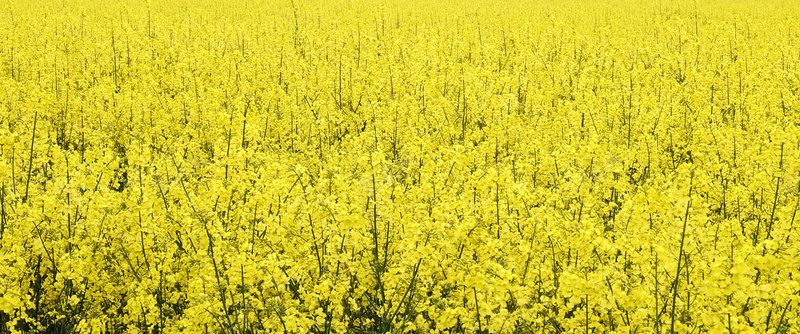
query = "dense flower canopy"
(0, 0, 799, 333)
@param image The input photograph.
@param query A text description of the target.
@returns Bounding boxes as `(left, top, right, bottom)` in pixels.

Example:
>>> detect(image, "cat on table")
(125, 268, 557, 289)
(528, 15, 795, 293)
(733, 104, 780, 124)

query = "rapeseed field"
(1, 0, 799, 333)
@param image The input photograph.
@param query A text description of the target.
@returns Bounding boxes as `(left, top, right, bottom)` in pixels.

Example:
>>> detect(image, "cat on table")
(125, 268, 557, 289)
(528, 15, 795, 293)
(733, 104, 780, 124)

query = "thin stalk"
(24, 111, 38, 203)
(670, 172, 694, 333)
(0, 183, 6, 240)
(473, 287, 482, 333)
(308, 213, 324, 280)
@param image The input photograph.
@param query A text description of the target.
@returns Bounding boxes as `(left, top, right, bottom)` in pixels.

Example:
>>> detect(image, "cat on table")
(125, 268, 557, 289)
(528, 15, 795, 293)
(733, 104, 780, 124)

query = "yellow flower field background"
(1, 0, 799, 333)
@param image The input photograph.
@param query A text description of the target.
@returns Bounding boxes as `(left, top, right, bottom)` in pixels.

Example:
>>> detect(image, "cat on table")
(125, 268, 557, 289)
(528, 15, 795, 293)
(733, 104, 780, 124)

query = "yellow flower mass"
(1, 0, 799, 333)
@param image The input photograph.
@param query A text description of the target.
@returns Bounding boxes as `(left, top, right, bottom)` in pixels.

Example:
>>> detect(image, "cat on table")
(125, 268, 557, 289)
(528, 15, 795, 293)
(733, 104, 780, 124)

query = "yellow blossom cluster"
(1, 0, 799, 333)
